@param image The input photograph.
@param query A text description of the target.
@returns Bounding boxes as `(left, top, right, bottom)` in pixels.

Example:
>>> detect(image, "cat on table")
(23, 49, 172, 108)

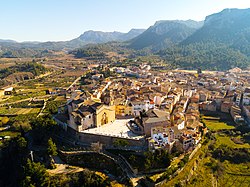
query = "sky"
(0, 0, 250, 42)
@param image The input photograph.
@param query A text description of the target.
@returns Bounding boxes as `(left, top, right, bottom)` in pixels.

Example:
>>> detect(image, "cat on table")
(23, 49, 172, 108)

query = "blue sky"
(0, 0, 250, 42)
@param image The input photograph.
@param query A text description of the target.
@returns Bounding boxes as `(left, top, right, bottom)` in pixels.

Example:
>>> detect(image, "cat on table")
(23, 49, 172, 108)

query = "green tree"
(47, 138, 57, 156)
(0, 137, 29, 186)
(22, 159, 51, 187)
(31, 114, 57, 144)
(13, 120, 32, 132)
(113, 139, 129, 147)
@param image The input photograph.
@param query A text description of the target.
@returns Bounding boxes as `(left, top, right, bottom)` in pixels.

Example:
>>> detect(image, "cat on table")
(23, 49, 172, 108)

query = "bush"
(1, 117, 9, 125)
(12, 121, 32, 132)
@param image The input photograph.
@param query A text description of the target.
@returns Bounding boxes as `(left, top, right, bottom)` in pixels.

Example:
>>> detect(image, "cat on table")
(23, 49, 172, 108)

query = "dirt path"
(47, 156, 84, 175)
(47, 164, 84, 175)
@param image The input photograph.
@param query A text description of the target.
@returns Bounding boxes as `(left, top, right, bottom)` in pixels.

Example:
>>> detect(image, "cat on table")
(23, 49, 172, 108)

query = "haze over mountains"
(1, 8, 250, 70)
(0, 8, 249, 52)
(0, 29, 146, 51)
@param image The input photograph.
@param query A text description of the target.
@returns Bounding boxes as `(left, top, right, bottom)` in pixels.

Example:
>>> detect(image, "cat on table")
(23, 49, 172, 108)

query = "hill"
(157, 8, 250, 70)
(0, 29, 145, 57)
(128, 20, 202, 50)
(158, 42, 249, 70)
(70, 29, 145, 44)
(183, 8, 250, 56)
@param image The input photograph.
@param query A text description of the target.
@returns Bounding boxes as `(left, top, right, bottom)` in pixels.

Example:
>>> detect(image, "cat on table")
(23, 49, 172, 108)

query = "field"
(0, 107, 41, 115)
(0, 90, 47, 104)
(0, 130, 21, 138)
(201, 111, 235, 131)
(163, 112, 250, 187)
(215, 133, 250, 149)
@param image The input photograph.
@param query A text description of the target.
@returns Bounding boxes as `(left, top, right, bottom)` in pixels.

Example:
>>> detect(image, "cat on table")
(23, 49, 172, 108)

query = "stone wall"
(66, 126, 146, 148)
(77, 131, 145, 147)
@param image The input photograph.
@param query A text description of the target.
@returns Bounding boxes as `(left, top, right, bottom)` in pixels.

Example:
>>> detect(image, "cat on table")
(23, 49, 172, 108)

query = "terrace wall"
(66, 126, 146, 148)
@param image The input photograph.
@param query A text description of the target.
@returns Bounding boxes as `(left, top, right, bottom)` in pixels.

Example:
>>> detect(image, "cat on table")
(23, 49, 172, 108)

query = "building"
(4, 87, 14, 95)
(149, 126, 176, 152)
(221, 101, 232, 113)
(242, 105, 250, 125)
(67, 98, 116, 132)
(92, 74, 104, 80)
(242, 88, 250, 105)
(133, 109, 170, 136)
(230, 105, 244, 124)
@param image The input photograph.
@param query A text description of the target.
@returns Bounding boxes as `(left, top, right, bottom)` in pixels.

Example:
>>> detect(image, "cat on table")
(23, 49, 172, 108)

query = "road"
(66, 76, 81, 91)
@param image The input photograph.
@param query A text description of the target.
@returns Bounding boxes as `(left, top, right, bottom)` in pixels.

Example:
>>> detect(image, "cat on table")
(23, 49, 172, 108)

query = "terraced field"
(0, 107, 41, 115)
(163, 112, 250, 187)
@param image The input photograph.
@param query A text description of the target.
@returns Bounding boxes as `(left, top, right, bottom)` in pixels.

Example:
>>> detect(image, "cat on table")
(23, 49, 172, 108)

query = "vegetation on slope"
(158, 42, 250, 70)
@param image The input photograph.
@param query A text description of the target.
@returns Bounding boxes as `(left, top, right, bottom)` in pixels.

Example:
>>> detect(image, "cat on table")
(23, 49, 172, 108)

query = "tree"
(31, 114, 57, 144)
(22, 159, 51, 187)
(13, 120, 32, 132)
(47, 138, 57, 156)
(113, 139, 129, 147)
(1, 116, 9, 125)
(0, 137, 29, 186)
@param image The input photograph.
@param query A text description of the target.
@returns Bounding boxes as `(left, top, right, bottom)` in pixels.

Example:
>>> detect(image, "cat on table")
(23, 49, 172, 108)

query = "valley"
(0, 6, 250, 187)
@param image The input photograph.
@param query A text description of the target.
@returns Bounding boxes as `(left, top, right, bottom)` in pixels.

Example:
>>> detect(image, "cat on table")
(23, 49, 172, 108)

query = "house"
(230, 105, 244, 124)
(199, 92, 207, 102)
(134, 109, 170, 136)
(128, 98, 154, 116)
(180, 132, 194, 151)
(0, 88, 4, 96)
(92, 74, 104, 80)
(46, 88, 67, 96)
(190, 94, 199, 103)
(148, 126, 176, 152)
(242, 88, 250, 105)
(242, 105, 250, 125)
(199, 101, 217, 112)
(115, 104, 126, 116)
(4, 87, 14, 95)
(221, 101, 232, 113)
(235, 94, 242, 106)
(228, 67, 242, 74)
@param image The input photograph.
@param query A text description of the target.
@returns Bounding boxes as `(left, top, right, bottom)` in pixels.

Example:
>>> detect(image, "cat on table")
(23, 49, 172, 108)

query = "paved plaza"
(83, 118, 144, 140)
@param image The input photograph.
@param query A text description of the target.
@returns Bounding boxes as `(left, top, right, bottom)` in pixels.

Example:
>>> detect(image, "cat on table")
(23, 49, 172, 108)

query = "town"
(0, 55, 250, 186)
(1, 3, 250, 186)
(54, 64, 248, 150)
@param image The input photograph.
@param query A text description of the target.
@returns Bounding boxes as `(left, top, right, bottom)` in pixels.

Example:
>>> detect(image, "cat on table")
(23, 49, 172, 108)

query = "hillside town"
(1, 2, 250, 186)
(54, 65, 249, 154)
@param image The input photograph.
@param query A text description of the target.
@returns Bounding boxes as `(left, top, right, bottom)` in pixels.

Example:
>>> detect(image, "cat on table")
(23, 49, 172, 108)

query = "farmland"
(163, 112, 250, 187)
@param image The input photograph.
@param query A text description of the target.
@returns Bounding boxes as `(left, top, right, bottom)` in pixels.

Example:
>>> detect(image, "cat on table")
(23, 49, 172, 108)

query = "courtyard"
(82, 118, 144, 140)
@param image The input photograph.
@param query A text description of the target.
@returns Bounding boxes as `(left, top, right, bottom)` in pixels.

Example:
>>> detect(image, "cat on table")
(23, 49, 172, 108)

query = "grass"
(0, 107, 41, 115)
(0, 107, 20, 115)
(0, 92, 46, 104)
(162, 143, 205, 186)
(215, 160, 250, 187)
(201, 112, 235, 131)
(203, 118, 235, 131)
(163, 112, 250, 186)
(215, 134, 250, 149)
(164, 140, 250, 187)
(54, 96, 67, 101)
(0, 131, 20, 137)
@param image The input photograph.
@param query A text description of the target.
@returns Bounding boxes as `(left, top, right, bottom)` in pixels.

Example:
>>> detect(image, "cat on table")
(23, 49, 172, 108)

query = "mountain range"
(1, 8, 250, 70)
(128, 20, 203, 50)
(0, 29, 145, 51)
